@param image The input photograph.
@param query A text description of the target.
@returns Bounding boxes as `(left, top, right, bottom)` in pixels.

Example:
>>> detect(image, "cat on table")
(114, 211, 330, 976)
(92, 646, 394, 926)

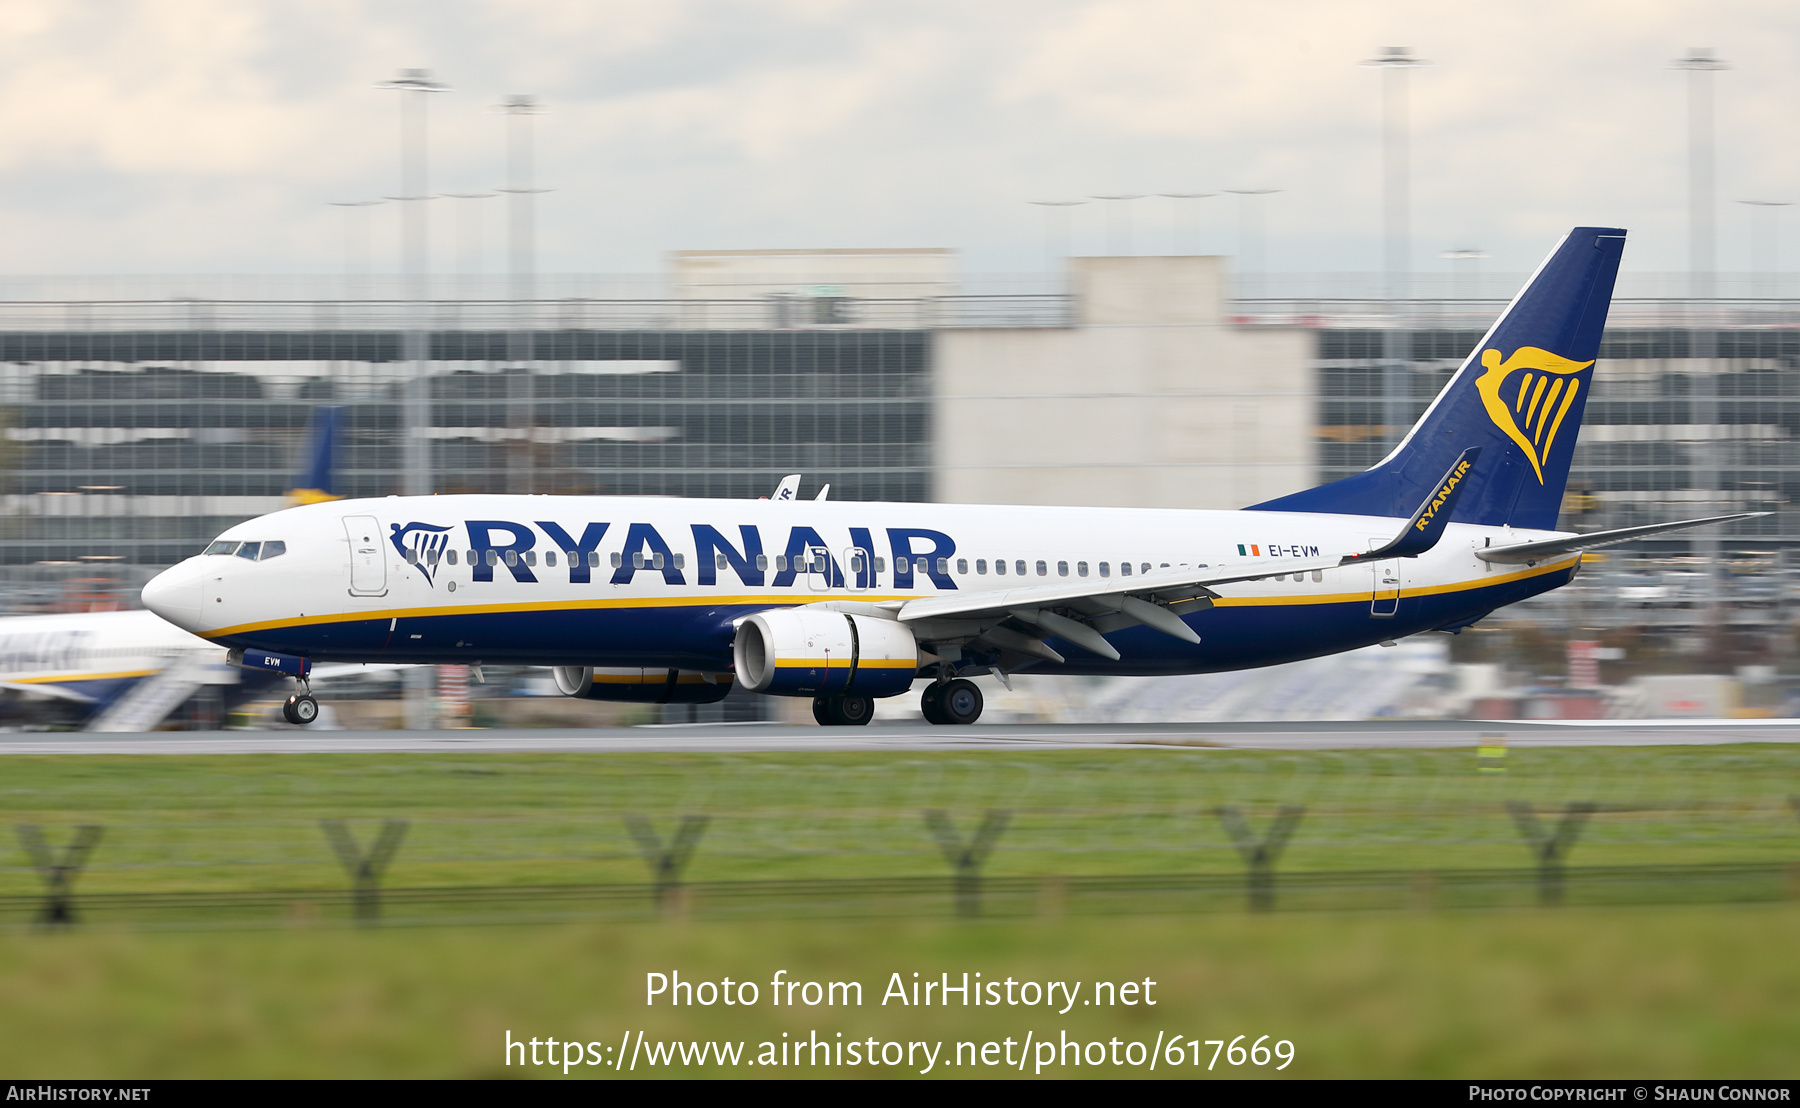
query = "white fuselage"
(141, 494, 1578, 677)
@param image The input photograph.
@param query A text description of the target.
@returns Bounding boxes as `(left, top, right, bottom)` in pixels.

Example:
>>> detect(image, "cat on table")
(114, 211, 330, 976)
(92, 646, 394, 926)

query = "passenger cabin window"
(545, 551, 557, 567)
(674, 553, 686, 570)
(1015, 560, 1027, 575)
(652, 553, 665, 570)
(717, 553, 729, 571)
(1077, 561, 1088, 577)
(567, 549, 580, 564)
(524, 551, 537, 567)
(260, 541, 286, 560)
(874, 557, 886, 573)
(1057, 560, 1068, 577)
(976, 559, 988, 574)
(755, 554, 769, 571)
(505, 550, 519, 567)
(588, 551, 600, 568)
(1035, 560, 1048, 576)
(936, 557, 949, 574)
(611, 552, 623, 569)
(633, 552, 646, 569)
(486, 550, 499, 567)
(995, 559, 1006, 575)
(205, 540, 237, 556)
(1141, 563, 1151, 574)
(775, 555, 787, 571)
(1099, 561, 1110, 577)
(1120, 562, 1132, 576)
(957, 558, 968, 574)
(446, 550, 458, 566)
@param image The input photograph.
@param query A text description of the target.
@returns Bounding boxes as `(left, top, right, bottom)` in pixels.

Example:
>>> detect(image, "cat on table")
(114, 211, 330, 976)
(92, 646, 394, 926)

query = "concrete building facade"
(935, 256, 1314, 510)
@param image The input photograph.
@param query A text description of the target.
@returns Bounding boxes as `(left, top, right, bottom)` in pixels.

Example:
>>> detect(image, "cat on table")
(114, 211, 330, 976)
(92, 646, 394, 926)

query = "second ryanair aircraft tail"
(287, 405, 343, 506)
(1251, 226, 1626, 529)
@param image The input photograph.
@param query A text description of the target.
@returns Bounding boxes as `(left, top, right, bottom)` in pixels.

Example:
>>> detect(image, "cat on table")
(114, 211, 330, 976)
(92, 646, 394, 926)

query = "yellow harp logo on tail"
(1474, 346, 1595, 484)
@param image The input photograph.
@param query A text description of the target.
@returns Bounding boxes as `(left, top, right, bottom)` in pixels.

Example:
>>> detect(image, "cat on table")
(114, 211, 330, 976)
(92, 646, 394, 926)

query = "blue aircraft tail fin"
(287, 406, 342, 505)
(1249, 227, 1625, 529)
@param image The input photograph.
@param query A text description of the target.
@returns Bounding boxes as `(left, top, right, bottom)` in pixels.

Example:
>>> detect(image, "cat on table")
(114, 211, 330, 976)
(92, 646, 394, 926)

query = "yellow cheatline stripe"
(775, 657, 918, 669)
(11, 669, 159, 684)
(202, 558, 1578, 639)
(203, 593, 916, 639)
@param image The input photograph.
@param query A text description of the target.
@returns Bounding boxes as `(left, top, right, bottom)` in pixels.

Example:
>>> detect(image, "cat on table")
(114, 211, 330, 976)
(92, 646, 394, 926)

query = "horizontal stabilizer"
(1475, 512, 1767, 565)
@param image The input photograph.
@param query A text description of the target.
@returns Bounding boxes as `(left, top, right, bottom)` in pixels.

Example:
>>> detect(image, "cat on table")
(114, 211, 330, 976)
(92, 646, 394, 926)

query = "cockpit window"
(204, 540, 238, 556)
(259, 541, 286, 560)
(235, 542, 262, 560)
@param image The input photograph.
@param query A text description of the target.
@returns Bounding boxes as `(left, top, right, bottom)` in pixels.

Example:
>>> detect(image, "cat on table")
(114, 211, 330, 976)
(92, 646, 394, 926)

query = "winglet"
(1344, 447, 1481, 562)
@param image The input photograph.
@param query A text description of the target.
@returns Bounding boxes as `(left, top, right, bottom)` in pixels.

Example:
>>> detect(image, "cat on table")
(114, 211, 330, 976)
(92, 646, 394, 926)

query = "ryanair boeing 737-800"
(140, 227, 1758, 727)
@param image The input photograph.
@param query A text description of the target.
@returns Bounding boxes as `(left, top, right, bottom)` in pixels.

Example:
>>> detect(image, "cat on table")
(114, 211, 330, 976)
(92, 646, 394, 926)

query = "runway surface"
(2, 718, 1798, 754)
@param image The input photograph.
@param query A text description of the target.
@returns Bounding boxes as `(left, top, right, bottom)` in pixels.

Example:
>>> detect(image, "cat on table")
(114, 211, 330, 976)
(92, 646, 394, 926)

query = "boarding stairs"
(90, 656, 213, 733)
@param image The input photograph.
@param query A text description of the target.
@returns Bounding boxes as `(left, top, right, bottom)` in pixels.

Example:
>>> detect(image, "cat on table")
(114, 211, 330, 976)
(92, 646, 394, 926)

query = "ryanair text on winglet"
(1414, 457, 1473, 533)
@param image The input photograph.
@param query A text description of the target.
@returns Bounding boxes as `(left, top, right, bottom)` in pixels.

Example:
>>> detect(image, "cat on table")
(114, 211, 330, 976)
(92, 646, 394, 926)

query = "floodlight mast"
(1362, 46, 1429, 457)
(1089, 194, 1147, 256)
(327, 200, 384, 301)
(1027, 200, 1085, 274)
(376, 68, 448, 731)
(1223, 189, 1280, 300)
(1670, 48, 1731, 653)
(1361, 46, 1429, 305)
(1736, 200, 1788, 298)
(1159, 193, 1215, 256)
(497, 95, 547, 308)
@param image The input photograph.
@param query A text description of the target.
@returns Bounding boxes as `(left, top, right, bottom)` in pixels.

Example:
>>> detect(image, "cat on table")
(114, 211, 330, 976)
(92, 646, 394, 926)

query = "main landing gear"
(812, 695, 875, 727)
(282, 681, 319, 726)
(921, 678, 983, 726)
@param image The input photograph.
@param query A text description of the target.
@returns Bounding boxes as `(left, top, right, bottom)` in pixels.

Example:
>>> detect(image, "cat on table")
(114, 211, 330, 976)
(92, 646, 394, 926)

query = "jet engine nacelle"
(550, 666, 732, 704)
(733, 609, 918, 698)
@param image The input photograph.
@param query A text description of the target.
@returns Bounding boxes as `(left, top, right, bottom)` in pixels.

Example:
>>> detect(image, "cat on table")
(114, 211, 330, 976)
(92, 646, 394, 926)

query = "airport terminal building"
(0, 249, 1791, 608)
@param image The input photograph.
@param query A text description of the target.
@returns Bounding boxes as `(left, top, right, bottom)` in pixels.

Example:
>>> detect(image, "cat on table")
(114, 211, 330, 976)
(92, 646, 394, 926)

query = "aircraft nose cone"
(142, 561, 204, 630)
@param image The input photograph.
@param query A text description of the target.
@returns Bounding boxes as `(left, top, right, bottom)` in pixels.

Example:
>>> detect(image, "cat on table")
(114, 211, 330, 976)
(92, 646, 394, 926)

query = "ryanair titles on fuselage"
(390, 519, 964, 591)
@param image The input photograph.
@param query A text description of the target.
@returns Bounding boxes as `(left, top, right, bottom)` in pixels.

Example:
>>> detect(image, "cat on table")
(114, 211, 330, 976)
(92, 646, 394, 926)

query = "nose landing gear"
(282, 679, 320, 726)
(921, 677, 983, 725)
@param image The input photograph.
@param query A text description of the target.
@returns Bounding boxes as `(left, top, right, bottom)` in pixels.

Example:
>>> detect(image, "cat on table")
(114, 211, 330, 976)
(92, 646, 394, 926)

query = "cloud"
(0, 0, 1791, 277)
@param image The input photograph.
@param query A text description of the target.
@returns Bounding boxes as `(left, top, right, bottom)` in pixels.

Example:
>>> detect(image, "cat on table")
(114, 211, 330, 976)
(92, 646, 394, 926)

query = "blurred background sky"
(0, 0, 1793, 276)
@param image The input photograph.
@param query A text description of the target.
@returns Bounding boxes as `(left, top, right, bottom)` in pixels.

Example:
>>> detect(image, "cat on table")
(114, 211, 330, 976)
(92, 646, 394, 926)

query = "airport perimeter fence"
(6, 793, 1800, 929)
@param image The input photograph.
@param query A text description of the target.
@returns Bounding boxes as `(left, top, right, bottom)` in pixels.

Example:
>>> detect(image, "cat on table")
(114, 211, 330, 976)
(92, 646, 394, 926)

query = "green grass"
(0, 906, 1797, 1078)
(1, 747, 1798, 1077)
(1, 747, 1798, 897)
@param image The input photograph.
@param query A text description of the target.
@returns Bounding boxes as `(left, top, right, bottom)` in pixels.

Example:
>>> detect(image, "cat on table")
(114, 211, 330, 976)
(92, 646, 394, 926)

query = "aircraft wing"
(881, 449, 1483, 664)
(0, 680, 96, 704)
(1474, 512, 1767, 566)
